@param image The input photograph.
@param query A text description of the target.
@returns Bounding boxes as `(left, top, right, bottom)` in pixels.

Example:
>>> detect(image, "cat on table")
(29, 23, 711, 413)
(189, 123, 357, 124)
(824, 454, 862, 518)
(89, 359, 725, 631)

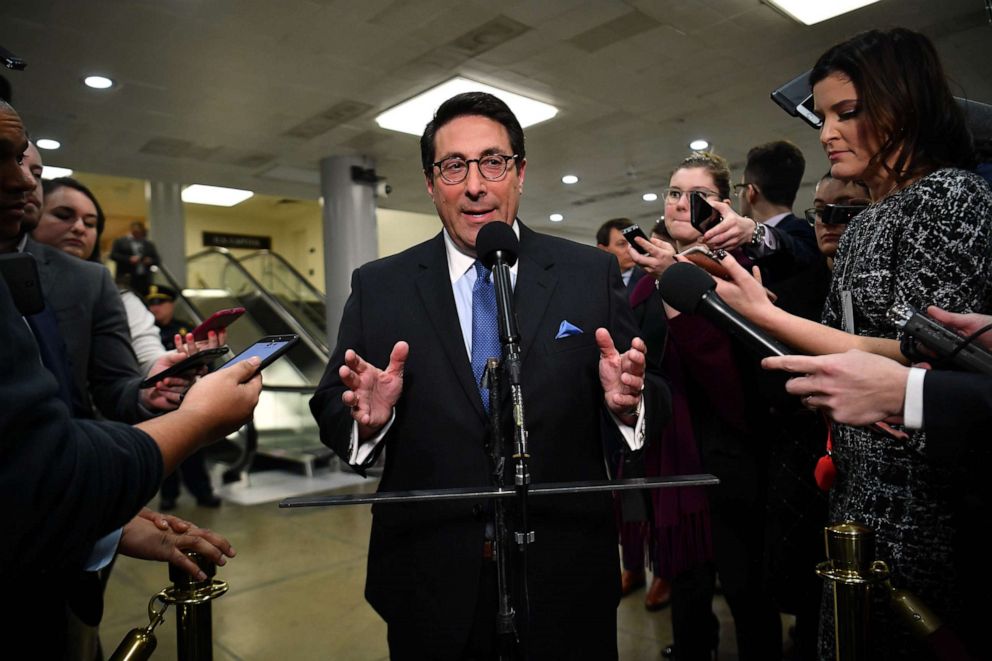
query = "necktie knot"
(473, 259, 490, 282)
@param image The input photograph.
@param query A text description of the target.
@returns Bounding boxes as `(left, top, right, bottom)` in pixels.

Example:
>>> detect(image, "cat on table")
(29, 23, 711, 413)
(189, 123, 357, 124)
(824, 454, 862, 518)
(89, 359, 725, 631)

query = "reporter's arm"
(714, 253, 906, 362)
(136, 358, 262, 475)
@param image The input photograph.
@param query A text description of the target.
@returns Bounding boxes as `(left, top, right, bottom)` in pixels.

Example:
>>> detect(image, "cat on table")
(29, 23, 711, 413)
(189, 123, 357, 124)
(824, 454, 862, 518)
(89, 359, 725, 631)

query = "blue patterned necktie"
(471, 260, 501, 410)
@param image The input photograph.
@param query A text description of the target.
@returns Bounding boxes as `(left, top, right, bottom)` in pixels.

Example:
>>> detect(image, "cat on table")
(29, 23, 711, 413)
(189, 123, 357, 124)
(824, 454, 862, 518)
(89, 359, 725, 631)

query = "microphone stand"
(489, 251, 532, 660)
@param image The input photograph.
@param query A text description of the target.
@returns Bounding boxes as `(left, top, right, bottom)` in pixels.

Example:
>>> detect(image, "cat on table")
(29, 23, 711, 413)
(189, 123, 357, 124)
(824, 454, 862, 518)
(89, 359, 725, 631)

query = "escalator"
(154, 248, 331, 479)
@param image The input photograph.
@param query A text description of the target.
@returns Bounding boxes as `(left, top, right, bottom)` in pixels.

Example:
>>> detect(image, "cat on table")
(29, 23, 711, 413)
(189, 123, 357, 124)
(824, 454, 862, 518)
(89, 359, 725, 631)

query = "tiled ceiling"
(2, 0, 991, 244)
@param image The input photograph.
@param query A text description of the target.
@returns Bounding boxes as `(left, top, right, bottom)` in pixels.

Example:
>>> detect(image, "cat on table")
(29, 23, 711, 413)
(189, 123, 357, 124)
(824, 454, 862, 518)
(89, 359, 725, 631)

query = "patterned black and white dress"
(818, 168, 992, 659)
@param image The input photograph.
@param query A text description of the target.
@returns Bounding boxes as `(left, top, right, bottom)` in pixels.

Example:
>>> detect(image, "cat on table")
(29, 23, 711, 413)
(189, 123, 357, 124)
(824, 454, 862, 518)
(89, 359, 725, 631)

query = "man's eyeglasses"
(665, 188, 720, 203)
(432, 154, 519, 185)
(804, 203, 869, 226)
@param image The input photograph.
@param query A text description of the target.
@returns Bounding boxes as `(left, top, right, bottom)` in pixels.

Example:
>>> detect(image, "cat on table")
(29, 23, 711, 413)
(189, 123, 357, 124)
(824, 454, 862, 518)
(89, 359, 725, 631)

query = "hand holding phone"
(191, 307, 246, 341)
(690, 192, 722, 234)
(140, 347, 230, 389)
(620, 225, 650, 255)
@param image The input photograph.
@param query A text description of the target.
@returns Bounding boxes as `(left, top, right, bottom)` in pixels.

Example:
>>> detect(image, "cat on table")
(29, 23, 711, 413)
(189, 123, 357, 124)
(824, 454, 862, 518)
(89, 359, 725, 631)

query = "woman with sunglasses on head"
(712, 28, 992, 659)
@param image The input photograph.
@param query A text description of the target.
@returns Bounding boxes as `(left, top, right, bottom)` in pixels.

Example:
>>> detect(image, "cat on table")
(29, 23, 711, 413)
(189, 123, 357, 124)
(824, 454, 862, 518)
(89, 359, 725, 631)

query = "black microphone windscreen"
(476, 221, 519, 269)
(658, 263, 717, 313)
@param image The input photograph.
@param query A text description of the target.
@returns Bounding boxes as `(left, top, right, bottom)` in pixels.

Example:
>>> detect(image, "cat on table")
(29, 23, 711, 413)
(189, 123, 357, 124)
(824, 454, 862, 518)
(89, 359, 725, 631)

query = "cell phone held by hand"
(191, 307, 246, 341)
(139, 346, 230, 389)
(219, 334, 299, 375)
(689, 192, 721, 234)
(620, 224, 650, 254)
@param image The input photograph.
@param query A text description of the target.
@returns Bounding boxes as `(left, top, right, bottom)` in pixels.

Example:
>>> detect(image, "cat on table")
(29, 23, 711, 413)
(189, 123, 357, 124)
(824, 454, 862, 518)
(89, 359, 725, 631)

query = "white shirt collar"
(443, 219, 521, 284)
(764, 212, 790, 228)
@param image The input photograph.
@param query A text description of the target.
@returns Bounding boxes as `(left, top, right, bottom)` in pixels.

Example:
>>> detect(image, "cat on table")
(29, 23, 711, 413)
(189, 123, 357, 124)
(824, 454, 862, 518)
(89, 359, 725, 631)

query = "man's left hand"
(596, 328, 646, 425)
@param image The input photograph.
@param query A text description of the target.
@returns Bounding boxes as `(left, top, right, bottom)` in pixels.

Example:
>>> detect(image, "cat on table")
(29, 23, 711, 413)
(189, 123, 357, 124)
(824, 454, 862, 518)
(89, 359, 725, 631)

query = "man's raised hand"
(340, 341, 409, 439)
(596, 329, 646, 425)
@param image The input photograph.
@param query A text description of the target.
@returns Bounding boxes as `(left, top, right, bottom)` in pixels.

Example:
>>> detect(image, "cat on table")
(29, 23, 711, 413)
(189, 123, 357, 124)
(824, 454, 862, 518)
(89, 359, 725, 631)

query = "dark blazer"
(0, 275, 162, 574)
(311, 222, 669, 658)
(25, 237, 147, 422)
(110, 235, 159, 273)
(754, 213, 819, 285)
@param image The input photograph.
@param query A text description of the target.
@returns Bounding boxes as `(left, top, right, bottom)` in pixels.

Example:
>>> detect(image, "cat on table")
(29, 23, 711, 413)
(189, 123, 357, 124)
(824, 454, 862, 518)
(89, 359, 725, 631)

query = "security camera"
(375, 181, 392, 198)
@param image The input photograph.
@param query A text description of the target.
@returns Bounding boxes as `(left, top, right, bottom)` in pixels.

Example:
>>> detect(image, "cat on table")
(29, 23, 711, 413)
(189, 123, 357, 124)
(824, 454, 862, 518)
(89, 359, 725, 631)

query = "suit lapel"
(23, 237, 56, 302)
(514, 223, 557, 367)
(415, 235, 488, 422)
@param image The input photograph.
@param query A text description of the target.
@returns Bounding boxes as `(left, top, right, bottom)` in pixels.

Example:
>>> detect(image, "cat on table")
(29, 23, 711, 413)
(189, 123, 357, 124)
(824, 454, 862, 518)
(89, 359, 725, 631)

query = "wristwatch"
(750, 219, 766, 246)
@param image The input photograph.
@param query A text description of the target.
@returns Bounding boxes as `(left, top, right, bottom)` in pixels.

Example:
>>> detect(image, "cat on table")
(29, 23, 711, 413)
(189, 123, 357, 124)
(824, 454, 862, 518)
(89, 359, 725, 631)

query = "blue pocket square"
(556, 321, 583, 339)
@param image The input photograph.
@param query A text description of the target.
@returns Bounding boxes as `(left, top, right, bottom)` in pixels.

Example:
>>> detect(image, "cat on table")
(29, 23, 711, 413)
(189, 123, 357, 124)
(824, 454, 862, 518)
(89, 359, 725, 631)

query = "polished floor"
(101, 470, 757, 660)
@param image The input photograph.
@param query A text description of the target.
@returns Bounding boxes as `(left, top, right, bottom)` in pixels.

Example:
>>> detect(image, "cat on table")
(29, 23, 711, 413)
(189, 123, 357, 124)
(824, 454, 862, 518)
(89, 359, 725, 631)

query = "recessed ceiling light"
(642, 193, 658, 202)
(689, 139, 709, 151)
(181, 184, 254, 207)
(83, 75, 114, 89)
(376, 76, 558, 136)
(765, 0, 879, 25)
(549, 213, 564, 222)
(35, 138, 61, 150)
(41, 166, 73, 179)
(561, 174, 579, 185)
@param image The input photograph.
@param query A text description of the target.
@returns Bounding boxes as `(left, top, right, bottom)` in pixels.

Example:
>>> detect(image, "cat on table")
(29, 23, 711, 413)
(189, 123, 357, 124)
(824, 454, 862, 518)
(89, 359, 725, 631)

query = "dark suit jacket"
(311, 222, 669, 658)
(110, 235, 159, 274)
(0, 275, 162, 574)
(25, 237, 147, 422)
(753, 213, 819, 285)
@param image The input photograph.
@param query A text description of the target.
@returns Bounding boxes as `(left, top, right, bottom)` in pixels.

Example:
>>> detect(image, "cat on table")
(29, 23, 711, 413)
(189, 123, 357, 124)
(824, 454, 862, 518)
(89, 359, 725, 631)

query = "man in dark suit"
(311, 92, 668, 660)
(110, 221, 159, 295)
(596, 217, 647, 293)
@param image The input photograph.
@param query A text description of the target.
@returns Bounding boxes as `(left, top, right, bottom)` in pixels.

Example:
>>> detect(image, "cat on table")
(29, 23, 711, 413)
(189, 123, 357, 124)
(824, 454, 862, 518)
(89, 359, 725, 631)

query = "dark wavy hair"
(420, 92, 525, 178)
(672, 151, 732, 199)
(810, 28, 975, 185)
(41, 177, 107, 262)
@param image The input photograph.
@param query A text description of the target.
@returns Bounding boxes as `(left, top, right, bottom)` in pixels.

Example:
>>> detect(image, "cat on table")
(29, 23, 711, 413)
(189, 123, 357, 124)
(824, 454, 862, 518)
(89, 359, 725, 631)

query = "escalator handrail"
(238, 250, 326, 304)
(186, 247, 329, 359)
(152, 263, 204, 325)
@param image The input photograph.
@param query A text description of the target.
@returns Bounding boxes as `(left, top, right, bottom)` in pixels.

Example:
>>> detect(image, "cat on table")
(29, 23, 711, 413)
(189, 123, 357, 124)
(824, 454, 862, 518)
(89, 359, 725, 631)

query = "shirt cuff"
(349, 410, 396, 466)
(84, 528, 123, 571)
(903, 367, 926, 430)
(608, 395, 646, 451)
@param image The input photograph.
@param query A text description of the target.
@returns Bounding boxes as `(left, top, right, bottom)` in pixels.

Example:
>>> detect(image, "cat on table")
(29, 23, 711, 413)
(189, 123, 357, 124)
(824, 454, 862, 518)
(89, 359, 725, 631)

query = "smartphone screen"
(220, 335, 299, 373)
(619, 224, 650, 254)
(689, 192, 721, 234)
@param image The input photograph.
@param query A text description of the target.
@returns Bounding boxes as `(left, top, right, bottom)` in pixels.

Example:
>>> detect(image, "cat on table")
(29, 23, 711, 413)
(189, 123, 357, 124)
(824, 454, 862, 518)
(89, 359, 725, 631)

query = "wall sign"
(203, 232, 271, 250)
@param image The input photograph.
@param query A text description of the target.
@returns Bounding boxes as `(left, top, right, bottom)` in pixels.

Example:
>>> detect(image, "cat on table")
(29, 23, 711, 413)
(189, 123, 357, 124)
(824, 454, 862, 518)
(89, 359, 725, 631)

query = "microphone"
(888, 303, 992, 375)
(658, 262, 792, 357)
(476, 222, 520, 346)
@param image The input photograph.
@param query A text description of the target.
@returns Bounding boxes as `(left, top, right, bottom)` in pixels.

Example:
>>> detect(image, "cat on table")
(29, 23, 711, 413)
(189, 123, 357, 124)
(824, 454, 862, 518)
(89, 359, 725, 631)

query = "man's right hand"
(340, 342, 408, 440)
(180, 358, 263, 440)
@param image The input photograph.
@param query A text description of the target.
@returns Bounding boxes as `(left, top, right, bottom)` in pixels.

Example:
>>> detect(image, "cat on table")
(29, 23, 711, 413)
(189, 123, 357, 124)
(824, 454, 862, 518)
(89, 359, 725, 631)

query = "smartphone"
(0, 253, 44, 315)
(689, 192, 721, 234)
(678, 245, 729, 279)
(771, 70, 822, 130)
(219, 334, 299, 375)
(620, 224, 650, 254)
(191, 307, 246, 341)
(140, 346, 230, 388)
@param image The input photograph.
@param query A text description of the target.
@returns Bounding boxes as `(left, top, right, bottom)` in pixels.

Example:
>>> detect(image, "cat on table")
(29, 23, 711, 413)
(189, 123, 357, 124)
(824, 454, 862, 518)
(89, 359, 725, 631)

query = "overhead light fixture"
(642, 193, 658, 202)
(41, 166, 73, 179)
(35, 138, 61, 150)
(549, 213, 564, 222)
(561, 174, 579, 185)
(83, 75, 114, 89)
(181, 184, 254, 207)
(689, 139, 709, 151)
(376, 76, 558, 136)
(765, 0, 879, 25)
